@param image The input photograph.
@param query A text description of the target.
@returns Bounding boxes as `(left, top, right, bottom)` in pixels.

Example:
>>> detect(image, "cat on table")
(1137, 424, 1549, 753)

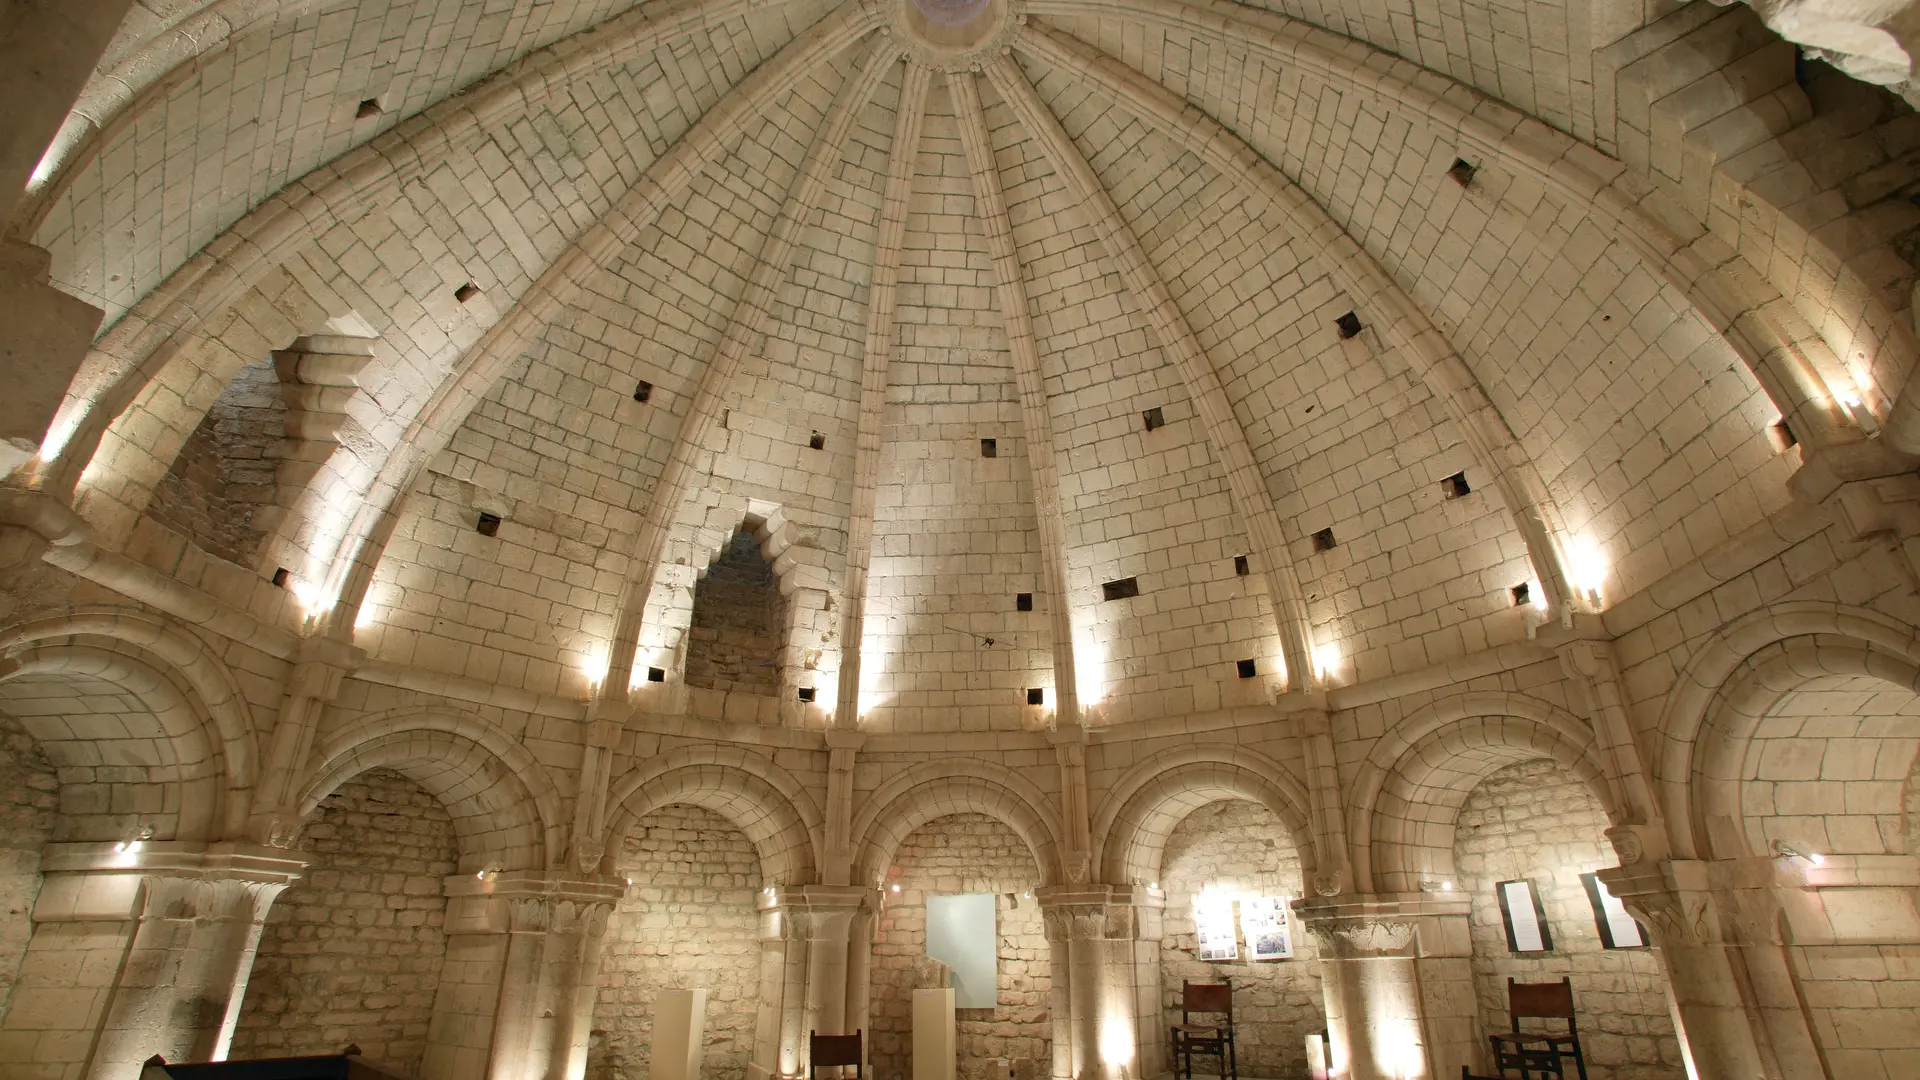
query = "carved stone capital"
(1034, 884, 1161, 941)
(1292, 894, 1471, 959)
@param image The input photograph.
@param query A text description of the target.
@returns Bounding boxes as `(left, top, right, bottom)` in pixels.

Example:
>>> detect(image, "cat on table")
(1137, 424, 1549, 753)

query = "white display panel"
(1193, 894, 1238, 961)
(1581, 872, 1648, 949)
(1497, 878, 1553, 953)
(927, 893, 998, 1008)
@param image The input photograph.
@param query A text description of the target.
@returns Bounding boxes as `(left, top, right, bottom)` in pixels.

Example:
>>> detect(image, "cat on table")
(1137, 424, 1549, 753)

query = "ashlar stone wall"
(1453, 760, 1683, 1080)
(1158, 799, 1323, 1080)
(230, 769, 458, 1072)
(589, 804, 763, 1080)
(685, 531, 786, 697)
(871, 813, 1049, 1080)
(0, 716, 55, 1019)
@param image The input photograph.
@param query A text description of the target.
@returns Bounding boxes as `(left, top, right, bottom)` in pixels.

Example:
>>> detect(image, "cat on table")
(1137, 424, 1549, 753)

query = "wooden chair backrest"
(1182, 981, 1233, 1021)
(811, 1030, 863, 1068)
(1507, 977, 1575, 1027)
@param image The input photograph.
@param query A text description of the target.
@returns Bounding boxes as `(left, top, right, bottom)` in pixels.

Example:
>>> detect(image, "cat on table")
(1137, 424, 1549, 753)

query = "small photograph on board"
(1240, 895, 1293, 960)
(1193, 894, 1238, 961)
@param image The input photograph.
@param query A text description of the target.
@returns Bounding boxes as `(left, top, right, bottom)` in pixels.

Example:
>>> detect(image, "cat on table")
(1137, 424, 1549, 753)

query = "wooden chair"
(810, 1029, 863, 1080)
(1488, 977, 1587, 1080)
(1169, 980, 1236, 1080)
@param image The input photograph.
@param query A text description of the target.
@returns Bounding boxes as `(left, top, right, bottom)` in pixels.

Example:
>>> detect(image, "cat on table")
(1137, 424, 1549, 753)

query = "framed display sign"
(1496, 878, 1554, 953)
(1193, 894, 1238, 961)
(1580, 872, 1648, 949)
(1240, 896, 1293, 960)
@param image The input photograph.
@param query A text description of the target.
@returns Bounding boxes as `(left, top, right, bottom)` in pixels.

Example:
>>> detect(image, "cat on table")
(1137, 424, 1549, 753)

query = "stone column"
(0, 841, 303, 1079)
(1292, 895, 1476, 1080)
(752, 886, 873, 1080)
(1598, 860, 1769, 1080)
(429, 871, 622, 1080)
(1036, 885, 1162, 1080)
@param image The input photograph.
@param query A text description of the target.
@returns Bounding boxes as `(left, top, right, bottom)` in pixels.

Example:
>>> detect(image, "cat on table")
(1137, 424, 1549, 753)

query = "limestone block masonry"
(7, 1, 1920, 1080)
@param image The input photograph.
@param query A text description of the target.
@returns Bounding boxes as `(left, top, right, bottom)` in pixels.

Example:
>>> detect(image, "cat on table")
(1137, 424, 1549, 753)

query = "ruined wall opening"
(231, 769, 457, 1072)
(1454, 759, 1682, 1080)
(590, 804, 762, 1080)
(684, 529, 786, 696)
(1158, 799, 1323, 1079)
(871, 813, 1049, 1080)
(145, 355, 286, 566)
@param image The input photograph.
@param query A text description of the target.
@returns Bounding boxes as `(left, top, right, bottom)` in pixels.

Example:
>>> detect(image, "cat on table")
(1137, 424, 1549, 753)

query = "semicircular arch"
(851, 759, 1064, 887)
(605, 750, 822, 886)
(1092, 745, 1315, 886)
(1348, 693, 1614, 892)
(299, 709, 561, 872)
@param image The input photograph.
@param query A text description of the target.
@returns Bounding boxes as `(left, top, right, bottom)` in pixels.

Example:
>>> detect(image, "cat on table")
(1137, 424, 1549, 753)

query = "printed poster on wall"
(1193, 894, 1238, 961)
(1240, 896, 1293, 960)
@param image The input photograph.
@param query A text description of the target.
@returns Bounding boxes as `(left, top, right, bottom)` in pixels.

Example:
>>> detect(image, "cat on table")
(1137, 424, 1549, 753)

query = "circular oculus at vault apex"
(890, 0, 1025, 69)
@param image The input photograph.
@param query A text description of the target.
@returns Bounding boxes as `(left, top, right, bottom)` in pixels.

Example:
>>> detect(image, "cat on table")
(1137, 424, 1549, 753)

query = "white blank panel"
(926, 893, 997, 1008)
(651, 988, 708, 1080)
(914, 987, 957, 1080)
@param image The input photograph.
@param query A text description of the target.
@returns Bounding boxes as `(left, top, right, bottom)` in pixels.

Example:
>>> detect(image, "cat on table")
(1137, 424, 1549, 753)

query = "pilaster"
(0, 841, 304, 1080)
(1036, 885, 1164, 1080)
(1292, 894, 1475, 1080)
(753, 885, 877, 1080)
(437, 870, 623, 1080)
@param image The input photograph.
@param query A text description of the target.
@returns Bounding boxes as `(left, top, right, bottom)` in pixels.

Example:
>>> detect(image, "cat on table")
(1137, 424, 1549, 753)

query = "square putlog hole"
(1236, 658, 1257, 679)
(633, 380, 652, 403)
(1443, 471, 1471, 498)
(1448, 158, 1476, 186)
(808, 432, 825, 451)
(356, 98, 383, 120)
(1234, 555, 1250, 576)
(454, 282, 481, 304)
(1511, 582, 1531, 607)
(1335, 311, 1363, 339)
(1101, 577, 1140, 601)
(647, 667, 666, 682)
(476, 512, 502, 537)
(271, 567, 290, 588)
(1142, 406, 1166, 432)
(1311, 528, 1336, 553)
(1016, 592, 1033, 612)
(981, 438, 997, 458)
(797, 687, 816, 702)
(1026, 687, 1045, 706)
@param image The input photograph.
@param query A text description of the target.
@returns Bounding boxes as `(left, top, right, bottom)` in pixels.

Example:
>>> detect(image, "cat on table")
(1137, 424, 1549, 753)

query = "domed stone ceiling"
(21, 0, 1898, 738)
